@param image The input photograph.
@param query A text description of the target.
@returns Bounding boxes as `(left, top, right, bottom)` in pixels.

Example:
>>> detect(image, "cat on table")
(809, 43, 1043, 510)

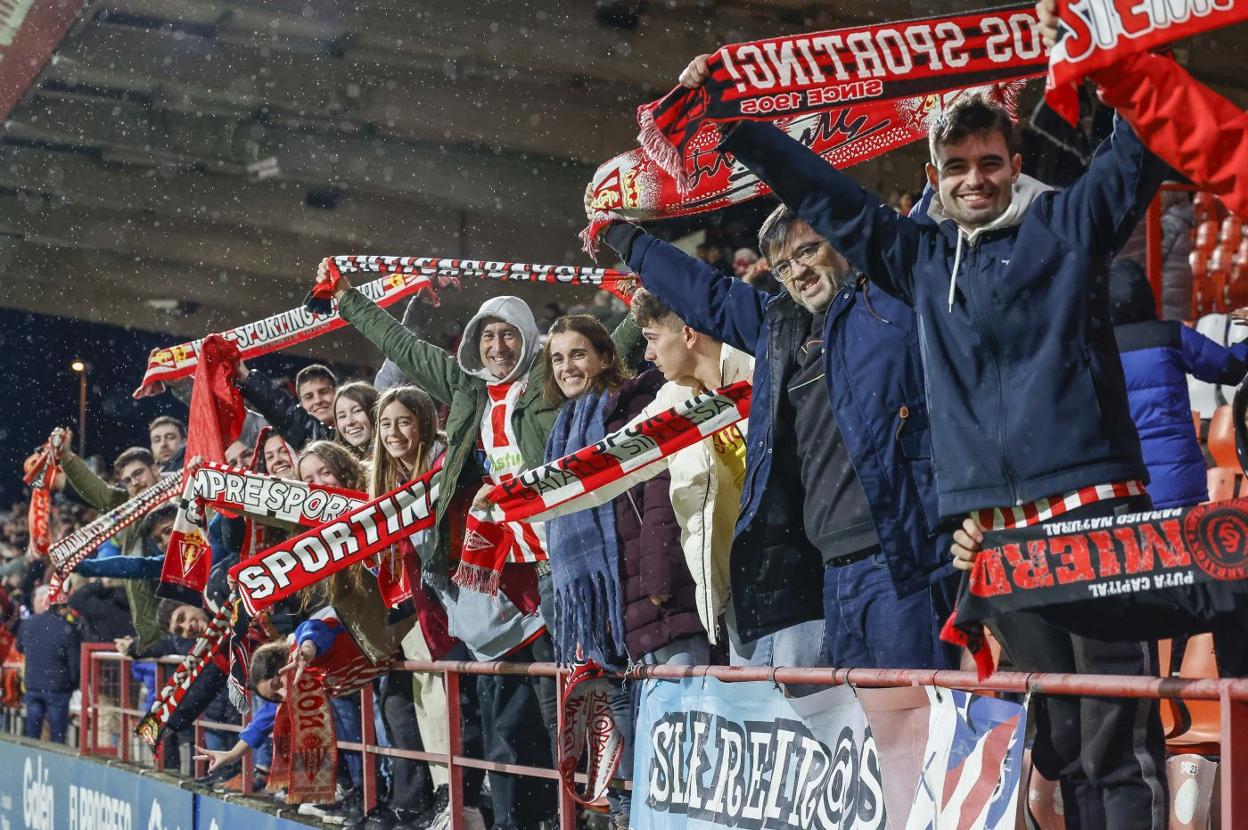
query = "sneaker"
(333, 788, 365, 824)
(298, 802, 346, 825)
(349, 805, 400, 830)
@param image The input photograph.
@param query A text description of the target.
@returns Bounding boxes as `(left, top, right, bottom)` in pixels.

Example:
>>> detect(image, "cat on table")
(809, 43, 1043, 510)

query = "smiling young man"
(598, 200, 957, 677)
(679, 59, 1171, 825)
(235, 362, 338, 451)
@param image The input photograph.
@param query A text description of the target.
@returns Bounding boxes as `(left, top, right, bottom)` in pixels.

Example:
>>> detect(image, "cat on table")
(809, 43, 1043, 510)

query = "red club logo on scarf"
(179, 530, 210, 577)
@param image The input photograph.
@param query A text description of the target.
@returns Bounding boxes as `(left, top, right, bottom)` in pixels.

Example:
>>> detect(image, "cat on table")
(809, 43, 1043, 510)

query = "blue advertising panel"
(195, 795, 312, 830)
(0, 738, 194, 830)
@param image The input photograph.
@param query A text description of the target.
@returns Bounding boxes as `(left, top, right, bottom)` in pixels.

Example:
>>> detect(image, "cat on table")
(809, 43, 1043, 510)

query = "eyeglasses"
(772, 242, 823, 284)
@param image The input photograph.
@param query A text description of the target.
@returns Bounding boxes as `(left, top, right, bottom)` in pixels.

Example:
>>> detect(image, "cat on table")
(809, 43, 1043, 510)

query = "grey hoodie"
(455, 296, 542, 385)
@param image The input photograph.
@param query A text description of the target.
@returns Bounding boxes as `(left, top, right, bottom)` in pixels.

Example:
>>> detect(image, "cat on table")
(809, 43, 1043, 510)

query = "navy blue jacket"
(721, 118, 1167, 518)
(18, 611, 81, 693)
(610, 230, 952, 641)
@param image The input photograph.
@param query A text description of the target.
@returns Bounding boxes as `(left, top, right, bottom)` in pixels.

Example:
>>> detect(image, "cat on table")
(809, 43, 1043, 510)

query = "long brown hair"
(296, 441, 368, 600)
(297, 440, 368, 492)
(370, 386, 443, 496)
(541, 314, 632, 404)
(333, 381, 379, 460)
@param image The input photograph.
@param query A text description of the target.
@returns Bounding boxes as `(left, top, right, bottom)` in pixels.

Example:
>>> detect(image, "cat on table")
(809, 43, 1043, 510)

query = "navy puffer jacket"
(1110, 260, 1248, 507)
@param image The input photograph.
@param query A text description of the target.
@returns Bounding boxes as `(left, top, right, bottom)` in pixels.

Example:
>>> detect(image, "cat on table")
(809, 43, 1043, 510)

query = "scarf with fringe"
(545, 393, 625, 668)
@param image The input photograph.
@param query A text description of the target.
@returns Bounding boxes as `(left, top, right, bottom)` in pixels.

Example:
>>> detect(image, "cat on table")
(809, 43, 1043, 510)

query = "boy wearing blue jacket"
(678, 55, 1168, 829)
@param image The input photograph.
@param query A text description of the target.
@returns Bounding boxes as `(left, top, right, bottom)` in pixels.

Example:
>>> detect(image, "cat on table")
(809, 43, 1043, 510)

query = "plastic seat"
(1207, 467, 1248, 501)
(1207, 404, 1238, 469)
(1158, 635, 1221, 755)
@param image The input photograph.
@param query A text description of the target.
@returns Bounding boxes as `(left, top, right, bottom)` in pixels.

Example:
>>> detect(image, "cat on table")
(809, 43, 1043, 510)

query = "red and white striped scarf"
(1044, 0, 1248, 125)
(136, 602, 235, 748)
(480, 379, 548, 566)
(454, 382, 753, 593)
(974, 480, 1147, 531)
(49, 473, 180, 580)
(136, 257, 638, 396)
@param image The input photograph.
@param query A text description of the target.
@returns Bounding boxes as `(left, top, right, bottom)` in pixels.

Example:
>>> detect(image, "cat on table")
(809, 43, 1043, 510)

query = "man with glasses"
(50, 430, 171, 651)
(595, 207, 958, 672)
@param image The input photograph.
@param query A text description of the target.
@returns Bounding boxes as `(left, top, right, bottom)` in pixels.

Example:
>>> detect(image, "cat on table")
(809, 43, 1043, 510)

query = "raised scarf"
(945, 497, 1248, 678)
(545, 393, 626, 668)
(1044, 0, 1248, 125)
(454, 382, 752, 593)
(136, 258, 640, 396)
(23, 439, 62, 557)
(161, 461, 368, 607)
(634, 4, 1045, 185)
(49, 473, 181, 580)
(230, 464, 442, 615)
(158, 335, 246, 603)
(135, 270, 435, 397)
(584, 87, 1028, 257)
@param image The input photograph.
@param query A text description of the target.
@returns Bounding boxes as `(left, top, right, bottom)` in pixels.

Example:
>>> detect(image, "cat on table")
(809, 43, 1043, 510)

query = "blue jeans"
(822, 553, 957, 669)
(610, 634, 712, 817)
(726, 608, 828, 697)
(331, 696, 363, 789)
(24, 690, 71, 744)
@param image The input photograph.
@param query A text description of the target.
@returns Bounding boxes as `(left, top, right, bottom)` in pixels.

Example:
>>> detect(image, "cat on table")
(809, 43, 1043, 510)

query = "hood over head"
(1108, 259, 1158, 326)
(456, 296, 541, 384)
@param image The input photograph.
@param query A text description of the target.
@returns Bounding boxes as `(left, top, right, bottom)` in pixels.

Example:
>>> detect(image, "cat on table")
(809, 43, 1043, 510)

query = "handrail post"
(446, 668, 464, 830)
(557, 667, 575, 830)
(361, 685, 378, 813)
(78, 644, 95, 755)
(119, 656, 131, 764)
(1221, 686, 1248, 830)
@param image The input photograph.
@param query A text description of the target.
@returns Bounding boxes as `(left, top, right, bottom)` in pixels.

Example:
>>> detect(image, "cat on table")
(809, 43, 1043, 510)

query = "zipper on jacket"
(894, 405, 910, 443)
(959, 240, 1021, 505)
(624, 491, 643, 524)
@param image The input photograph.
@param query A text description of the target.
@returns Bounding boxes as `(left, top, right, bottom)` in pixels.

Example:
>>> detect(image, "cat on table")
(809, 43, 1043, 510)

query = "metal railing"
(73, 644, 1248, 830)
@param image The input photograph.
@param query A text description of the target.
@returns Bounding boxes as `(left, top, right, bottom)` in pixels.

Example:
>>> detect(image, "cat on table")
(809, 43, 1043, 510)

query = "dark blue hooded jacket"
(719, 118, 1167, 518)
(1109, 260, 1248, 507)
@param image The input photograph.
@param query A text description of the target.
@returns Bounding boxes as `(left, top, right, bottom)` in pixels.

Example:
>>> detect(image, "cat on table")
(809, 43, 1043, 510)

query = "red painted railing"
(75, 644, 1248, 830)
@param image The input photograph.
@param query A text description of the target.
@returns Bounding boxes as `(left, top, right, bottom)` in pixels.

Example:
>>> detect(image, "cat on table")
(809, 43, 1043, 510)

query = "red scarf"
(136, 603, 235, 747)
(1044, 0, 1248, 125)
(157, 335, 246, 604)
(454, 383, 752, 593)
(231, 464, 442, 615)
(50, 474, 180, 579)
(22, 442, 61, 557)
(268, 670, 338, 805)
(634, 4, 1045, 189)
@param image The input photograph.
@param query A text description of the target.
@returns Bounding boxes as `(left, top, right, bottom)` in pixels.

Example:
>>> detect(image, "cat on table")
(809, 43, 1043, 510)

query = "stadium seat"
(1207, 404, 1239, 468)
(1158, 635, 1221, 755)
(1207, 467, 1248, 501)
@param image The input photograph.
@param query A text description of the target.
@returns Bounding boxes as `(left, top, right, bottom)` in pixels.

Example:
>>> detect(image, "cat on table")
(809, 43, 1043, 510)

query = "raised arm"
(236, 364, 332, 450)
(60, 451, 127, 512)
(718, 121, 923, 303)
(337, 288, 464, 406)
(601, 223, 768, 353)
(1047, 114, 1169, 262)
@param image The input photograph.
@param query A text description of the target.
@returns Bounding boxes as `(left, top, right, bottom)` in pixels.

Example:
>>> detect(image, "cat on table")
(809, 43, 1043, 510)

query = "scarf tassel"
(451, 560, 502, 597)
(636, 104, 691, 193)
(554, 571, 626, 669)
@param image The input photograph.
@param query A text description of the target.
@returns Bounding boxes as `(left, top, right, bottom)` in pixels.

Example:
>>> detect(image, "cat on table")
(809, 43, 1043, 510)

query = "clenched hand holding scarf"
(583, 4, 1044, 255)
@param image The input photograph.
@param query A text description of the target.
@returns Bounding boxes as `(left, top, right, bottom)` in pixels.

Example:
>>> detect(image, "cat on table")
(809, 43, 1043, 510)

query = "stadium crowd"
(5, 2, 1248, 829)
